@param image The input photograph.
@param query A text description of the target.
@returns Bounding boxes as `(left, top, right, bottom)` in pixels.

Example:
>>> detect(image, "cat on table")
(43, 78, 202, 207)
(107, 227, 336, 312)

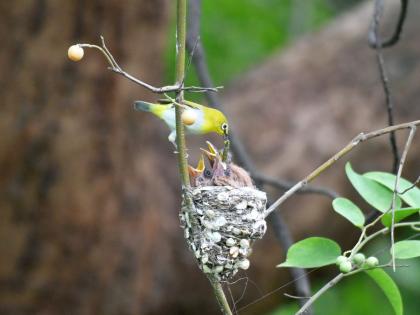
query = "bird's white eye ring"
(221, 123, 228, 131)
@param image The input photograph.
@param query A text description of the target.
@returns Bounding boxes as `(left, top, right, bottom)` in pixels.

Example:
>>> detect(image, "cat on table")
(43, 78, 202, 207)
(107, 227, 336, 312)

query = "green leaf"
(381, 207, 420, 227)
(277, 237, 341, 268)
(365, 171, 420, 207)
(332, 197, 365, 228)
(393, 240, 420, 259)
(345, 163, 401, 212)
(365, 268, 403, 315)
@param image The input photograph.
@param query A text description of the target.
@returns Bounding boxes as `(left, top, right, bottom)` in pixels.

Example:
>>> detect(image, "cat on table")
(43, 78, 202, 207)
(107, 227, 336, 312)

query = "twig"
(265, 121, 420, 217)
(369, 0, 404, 173)
(208, 277, 233, 315)
(253, 173, 339, 199)
(77, 40, 221, 94)
(368, 0, 409, 48)
(389, 126, 416, 270)
(296, 273, 344, 315)
(284, 293, 310, 300)
(398, 174, 420, 195)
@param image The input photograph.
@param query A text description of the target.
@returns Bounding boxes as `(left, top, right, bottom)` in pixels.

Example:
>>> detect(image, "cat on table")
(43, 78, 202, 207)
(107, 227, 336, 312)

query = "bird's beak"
(206, 141, 218, 155)
(188, 155, 205, 178)
(223, 130, 229, 141)
(200, 148, 216, 167)
(201, 141, 218, 167)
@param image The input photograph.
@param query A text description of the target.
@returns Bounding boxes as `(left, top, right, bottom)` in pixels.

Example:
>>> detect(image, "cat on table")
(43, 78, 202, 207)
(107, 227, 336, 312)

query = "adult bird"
(134, 99, 229, 146)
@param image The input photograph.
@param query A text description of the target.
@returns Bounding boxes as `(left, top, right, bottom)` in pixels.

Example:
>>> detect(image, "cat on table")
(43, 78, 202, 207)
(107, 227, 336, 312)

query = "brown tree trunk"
(0, 1, 194, 315)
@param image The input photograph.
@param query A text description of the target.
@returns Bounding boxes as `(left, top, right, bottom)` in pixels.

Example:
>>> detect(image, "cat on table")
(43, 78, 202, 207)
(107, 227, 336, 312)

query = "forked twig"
(296, 221, 419, 315)
(78, 36, 222, 94)
(265, 121, 420, 217)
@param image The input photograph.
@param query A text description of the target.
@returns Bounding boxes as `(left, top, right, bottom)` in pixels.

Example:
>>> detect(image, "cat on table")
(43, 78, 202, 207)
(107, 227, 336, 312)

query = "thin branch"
(369, 0, 400, 173)
(398, 174, 420, 195)
(368, 0, 409, 48)
(265, 120, 420, 217)
(296, 274, 344, 315)
(208, 277, 233, 315)
(253, 173, 339, 199)
(390, 126, 416, 270)
(77, 40, 221, 94)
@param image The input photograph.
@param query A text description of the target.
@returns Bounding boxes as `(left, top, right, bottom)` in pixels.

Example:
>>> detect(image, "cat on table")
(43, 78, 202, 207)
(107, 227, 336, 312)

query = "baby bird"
(188, 141, 254, 188)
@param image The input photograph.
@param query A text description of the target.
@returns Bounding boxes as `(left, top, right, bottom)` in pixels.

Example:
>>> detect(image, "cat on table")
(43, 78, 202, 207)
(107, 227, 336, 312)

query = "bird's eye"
(204, 169, 212, 178)
(221, 123, 228, 132)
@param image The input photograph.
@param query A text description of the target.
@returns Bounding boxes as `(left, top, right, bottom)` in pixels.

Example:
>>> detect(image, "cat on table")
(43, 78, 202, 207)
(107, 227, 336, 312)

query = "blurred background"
(1, 0, 419, 314)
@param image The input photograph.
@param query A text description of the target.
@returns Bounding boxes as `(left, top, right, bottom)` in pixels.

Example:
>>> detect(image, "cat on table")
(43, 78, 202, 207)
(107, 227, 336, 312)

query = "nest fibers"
(180, 185, 267, 281)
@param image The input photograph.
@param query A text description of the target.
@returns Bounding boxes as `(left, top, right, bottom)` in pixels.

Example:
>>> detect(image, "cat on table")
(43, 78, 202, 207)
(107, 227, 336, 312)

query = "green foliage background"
(165, 0, 333, 89)
(164, 1, 420, 314)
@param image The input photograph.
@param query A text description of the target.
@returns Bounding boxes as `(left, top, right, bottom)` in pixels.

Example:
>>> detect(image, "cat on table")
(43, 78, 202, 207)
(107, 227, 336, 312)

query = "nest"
(180, 185, 267, 281)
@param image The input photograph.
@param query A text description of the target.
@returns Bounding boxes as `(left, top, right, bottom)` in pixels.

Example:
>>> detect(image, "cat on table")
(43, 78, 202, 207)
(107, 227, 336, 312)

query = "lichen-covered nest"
(180, 185, 267, 281)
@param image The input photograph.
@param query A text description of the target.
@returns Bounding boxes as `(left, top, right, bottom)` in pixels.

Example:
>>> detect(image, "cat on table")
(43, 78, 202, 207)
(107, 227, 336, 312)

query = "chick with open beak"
(188, 141, 254, 188)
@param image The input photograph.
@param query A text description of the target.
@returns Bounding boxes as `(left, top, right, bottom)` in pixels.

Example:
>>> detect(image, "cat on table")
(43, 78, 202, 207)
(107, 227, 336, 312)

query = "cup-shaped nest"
(180, 185, 267, 281)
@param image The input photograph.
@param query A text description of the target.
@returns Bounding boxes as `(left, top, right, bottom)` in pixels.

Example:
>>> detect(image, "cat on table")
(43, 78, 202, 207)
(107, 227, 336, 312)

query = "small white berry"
(352, 253, 366, 266)
(229, 246, 239, 258)
(203, 265, 212, 273)
(213, 265, 224, 273)
(232, 228, 241, 235)
(181, 109, 197, 126)
(237, 259, 250, 270)
(226, 238, 236, 247)
(201, 254, 209, 264)
(365, 256, 379, 267)
(336, 255, 347, 266)
(339, 261, 352, 273)
(68, 45, 84, 61)
(210, 232, 222, 243)
(205, 209, 215, 218)
(239, 239, 250, 249)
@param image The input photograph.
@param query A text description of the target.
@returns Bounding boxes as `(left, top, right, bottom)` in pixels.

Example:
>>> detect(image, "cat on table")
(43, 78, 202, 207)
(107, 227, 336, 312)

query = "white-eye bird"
(134, 99, 229, 146)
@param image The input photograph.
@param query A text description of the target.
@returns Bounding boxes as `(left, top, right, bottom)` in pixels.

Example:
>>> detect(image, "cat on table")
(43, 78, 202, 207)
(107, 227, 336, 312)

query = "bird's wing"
(183, 99, 205, 110)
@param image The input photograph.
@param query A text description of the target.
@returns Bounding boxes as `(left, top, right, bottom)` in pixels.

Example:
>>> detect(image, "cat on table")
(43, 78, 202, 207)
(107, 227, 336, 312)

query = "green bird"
(134, 99, 229, 146)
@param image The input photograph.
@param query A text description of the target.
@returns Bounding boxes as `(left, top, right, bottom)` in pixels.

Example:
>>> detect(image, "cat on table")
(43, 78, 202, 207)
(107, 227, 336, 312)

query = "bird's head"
(188, 155, 213, 187)
(208, 109, 229, 138)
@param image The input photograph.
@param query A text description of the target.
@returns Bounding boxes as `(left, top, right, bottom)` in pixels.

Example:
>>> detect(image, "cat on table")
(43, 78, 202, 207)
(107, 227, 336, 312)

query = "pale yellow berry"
(181, 109, 197, 126)
(68, 45, 84, 61)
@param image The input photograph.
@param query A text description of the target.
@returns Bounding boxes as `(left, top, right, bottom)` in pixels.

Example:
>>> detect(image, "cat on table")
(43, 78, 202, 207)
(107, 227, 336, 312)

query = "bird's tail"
(134, 101, 153, 112)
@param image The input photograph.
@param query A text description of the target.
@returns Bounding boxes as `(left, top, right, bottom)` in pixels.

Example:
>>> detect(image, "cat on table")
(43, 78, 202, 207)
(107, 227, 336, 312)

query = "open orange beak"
(188, 155, 205, 178)
(200, 141, 219, 167)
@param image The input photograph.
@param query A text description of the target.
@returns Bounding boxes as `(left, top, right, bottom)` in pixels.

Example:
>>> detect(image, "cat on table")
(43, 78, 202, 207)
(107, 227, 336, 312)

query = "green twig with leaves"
(278, 161, 420, 315)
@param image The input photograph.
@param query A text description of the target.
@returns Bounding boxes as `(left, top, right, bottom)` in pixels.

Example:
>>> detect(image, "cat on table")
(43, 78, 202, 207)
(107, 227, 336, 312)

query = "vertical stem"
(176, 1, 232, 314)
(208, 276, 233, 315)
(175, 0, 190, 186)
